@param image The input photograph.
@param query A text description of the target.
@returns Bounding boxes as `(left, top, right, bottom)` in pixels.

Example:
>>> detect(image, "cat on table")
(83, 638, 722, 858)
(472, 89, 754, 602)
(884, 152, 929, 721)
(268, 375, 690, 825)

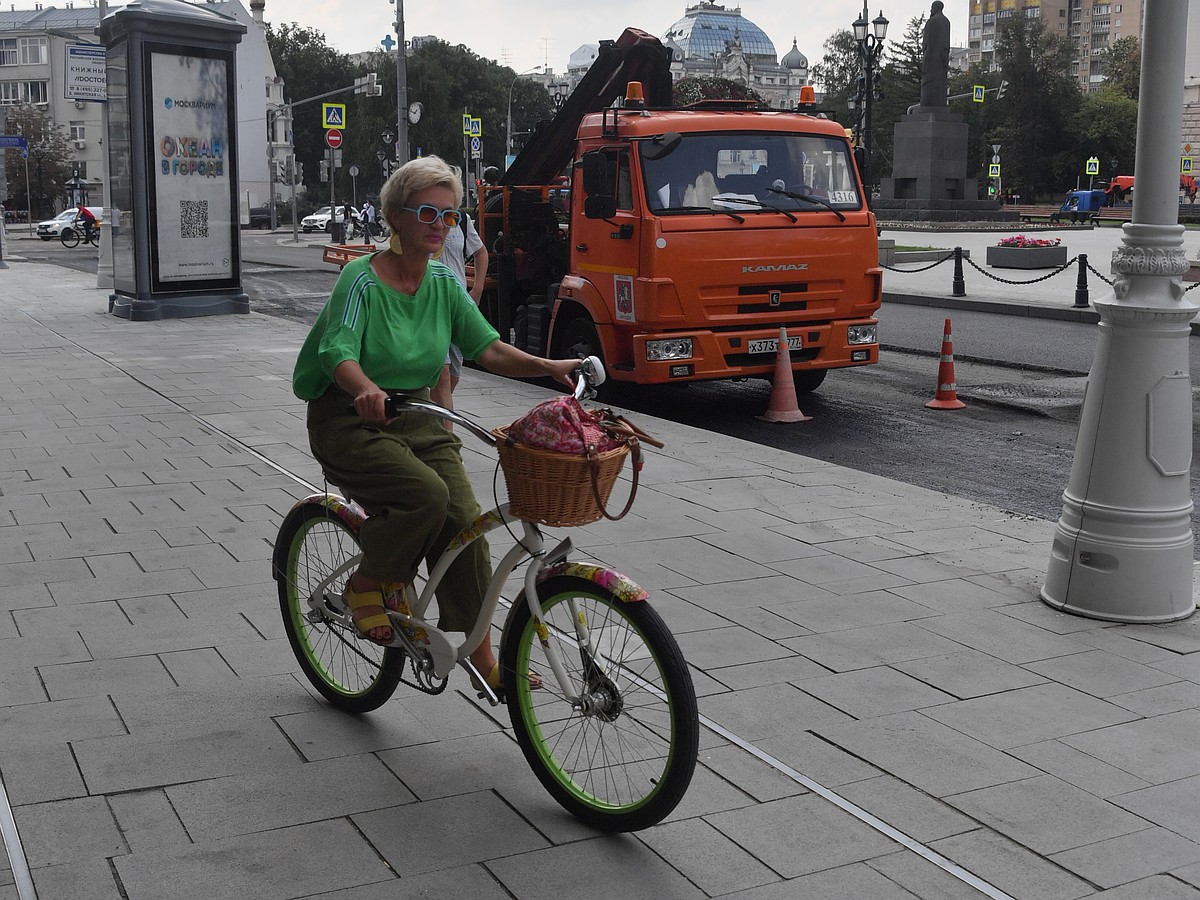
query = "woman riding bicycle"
(292, 155, 578, 692)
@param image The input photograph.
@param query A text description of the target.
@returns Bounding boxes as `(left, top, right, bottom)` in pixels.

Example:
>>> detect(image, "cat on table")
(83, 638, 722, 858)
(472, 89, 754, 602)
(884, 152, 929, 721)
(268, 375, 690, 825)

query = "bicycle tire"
(60, 228, 80, 249)
(275, 502, 403, 713)
(85, 228, 99, 246)
(500, 574, 699, 832)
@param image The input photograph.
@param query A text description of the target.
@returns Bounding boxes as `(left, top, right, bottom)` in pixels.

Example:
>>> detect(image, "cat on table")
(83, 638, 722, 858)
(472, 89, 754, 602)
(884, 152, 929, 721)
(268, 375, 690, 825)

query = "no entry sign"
(325, 129, 343, 149)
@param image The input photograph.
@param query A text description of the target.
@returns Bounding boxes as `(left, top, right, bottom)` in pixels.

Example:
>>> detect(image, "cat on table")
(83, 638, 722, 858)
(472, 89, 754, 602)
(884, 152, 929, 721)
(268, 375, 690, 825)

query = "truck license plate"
(748, 336, 803, 354)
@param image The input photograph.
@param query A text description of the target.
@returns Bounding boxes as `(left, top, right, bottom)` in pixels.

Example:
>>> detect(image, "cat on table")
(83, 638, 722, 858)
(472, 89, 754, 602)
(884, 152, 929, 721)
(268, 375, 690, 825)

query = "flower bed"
(987, 235, 1068, 269)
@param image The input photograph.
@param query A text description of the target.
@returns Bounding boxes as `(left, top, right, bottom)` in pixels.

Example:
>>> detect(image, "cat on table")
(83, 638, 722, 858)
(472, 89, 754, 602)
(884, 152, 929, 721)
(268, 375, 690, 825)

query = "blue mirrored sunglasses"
(402, 204, 462, 227)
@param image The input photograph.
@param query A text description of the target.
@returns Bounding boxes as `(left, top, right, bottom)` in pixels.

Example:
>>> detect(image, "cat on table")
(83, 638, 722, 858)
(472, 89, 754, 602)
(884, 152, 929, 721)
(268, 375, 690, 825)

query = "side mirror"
(581, 150, 610, 197)
(581, 150, 617, 220)
(584, 195, 618, 219)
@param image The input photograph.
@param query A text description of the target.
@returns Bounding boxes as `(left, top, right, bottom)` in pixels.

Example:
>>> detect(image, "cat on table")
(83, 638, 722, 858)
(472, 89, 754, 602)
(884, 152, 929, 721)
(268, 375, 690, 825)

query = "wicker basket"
(493, 426, 630, 527)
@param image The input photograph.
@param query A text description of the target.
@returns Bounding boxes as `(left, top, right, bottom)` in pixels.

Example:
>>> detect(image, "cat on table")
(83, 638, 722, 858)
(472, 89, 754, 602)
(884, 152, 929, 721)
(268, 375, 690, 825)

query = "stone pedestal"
(875, 106, 1017, 223)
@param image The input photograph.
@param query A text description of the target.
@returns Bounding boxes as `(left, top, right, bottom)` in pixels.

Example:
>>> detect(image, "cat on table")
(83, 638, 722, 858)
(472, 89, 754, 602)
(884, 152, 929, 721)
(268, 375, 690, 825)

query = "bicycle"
(271, 357, 699, 832)
(61, 216, 99, 249)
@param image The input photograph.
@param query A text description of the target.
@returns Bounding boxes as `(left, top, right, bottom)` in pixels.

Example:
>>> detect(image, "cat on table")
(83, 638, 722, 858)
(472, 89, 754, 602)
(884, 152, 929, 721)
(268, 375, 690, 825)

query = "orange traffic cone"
(926, 318, 966, 410)
(758, 326, 813, 423)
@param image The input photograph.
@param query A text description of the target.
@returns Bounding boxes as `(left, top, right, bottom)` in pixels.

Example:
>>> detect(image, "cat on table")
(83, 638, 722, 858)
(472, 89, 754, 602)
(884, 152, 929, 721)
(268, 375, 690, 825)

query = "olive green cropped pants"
(306, 386, 490, 633)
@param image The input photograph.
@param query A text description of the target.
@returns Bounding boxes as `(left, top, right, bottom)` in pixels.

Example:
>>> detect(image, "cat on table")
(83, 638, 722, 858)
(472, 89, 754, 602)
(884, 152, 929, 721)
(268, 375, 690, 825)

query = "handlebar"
(368, 355, 608, 446)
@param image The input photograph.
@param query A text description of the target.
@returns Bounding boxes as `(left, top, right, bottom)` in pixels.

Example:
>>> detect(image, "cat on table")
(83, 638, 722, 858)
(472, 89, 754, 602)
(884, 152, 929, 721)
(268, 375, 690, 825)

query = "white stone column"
(1042, 1, 1196, 622)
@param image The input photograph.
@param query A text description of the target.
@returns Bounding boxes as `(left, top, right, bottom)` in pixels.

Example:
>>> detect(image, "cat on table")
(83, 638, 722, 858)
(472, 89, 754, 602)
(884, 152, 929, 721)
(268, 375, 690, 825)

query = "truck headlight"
(847, 324, 877, 345)
(646, 338, 693, 361)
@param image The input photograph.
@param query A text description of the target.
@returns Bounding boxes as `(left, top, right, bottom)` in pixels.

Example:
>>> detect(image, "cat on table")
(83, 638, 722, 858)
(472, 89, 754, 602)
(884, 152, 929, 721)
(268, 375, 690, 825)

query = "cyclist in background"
(76, 204, 98, 241)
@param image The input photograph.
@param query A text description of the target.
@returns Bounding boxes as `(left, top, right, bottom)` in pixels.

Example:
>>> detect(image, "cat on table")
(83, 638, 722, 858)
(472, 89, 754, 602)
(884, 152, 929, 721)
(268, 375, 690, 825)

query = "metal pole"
(394, 0, 408, 165)
(288, 104, 298, 243)
(1043, 2, 1196, 623)
(96, 0, 114, 289)
(1073, 253, 1089, 308)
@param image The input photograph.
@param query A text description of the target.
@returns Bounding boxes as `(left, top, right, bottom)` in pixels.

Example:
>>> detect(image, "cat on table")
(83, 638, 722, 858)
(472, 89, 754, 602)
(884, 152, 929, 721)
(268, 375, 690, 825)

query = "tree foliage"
(672, 76, 764, 106)
(2, 103, 73, 218)
(265, 22, 554, 205)
(1098, 37, 1140, 102)
(265, 23, 354, 202)
(992, 14, 1080, 198)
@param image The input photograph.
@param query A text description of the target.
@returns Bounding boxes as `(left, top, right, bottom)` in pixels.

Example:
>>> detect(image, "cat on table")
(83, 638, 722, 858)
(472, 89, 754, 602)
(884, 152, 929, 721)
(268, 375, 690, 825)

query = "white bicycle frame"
(305, 357, 611, 705)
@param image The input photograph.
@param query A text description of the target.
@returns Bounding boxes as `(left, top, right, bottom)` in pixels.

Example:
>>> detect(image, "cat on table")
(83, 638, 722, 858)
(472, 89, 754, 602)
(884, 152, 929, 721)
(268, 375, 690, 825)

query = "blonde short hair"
(380, 155, 464, 221)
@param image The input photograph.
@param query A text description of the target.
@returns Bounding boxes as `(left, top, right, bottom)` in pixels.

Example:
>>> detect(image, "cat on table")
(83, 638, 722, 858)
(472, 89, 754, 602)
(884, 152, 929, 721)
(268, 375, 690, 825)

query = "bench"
(1089, 207, 1133, 226)
(1007, 205, 1060, 223)
(321, 243, 374, 268)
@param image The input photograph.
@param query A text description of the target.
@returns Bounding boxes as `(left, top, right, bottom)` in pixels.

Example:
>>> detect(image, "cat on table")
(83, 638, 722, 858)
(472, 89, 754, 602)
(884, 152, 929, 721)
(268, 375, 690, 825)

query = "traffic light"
(872, 71, 883, 101)
(355, 72, 382, 96)
(319, 159, 329, 183)
(271, 158, 284, 181)
(997, 79, 1008, 100)
(294, 161, 304, 185)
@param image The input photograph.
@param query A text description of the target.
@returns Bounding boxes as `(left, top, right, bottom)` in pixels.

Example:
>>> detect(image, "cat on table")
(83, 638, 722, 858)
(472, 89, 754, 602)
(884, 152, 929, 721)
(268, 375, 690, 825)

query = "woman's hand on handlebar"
(353, 387, 392, 424)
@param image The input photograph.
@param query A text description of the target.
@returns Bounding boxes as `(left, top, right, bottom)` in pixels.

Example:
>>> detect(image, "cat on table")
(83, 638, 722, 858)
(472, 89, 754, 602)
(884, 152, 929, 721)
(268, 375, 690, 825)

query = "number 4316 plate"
(748, 335, 803, 354)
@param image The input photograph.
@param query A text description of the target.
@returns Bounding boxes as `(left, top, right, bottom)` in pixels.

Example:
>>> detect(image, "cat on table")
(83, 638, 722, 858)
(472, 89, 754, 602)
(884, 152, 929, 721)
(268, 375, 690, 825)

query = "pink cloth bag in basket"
(504, 397, 626, 455)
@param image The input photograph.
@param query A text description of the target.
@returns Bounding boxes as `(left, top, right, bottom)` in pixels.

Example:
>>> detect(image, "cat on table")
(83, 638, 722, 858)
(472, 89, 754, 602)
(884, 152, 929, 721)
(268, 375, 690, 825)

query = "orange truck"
(478, 28, 880, 394)
(1104, 174, 1197, 203)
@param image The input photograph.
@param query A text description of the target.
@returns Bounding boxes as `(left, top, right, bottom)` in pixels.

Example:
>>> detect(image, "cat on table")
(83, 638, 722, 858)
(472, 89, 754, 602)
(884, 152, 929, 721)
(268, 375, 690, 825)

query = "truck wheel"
(560, 316, 602, 365)
(790, 369, 827, 395)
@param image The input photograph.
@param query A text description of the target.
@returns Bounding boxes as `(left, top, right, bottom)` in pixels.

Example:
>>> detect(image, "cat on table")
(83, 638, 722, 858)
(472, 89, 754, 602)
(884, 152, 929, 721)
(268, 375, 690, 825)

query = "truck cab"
(478, 28, 879, 395)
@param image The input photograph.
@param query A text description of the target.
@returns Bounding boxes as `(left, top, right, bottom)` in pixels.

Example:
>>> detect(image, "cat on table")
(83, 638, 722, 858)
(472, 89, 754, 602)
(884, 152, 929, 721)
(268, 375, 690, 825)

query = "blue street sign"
(0, 135, 28, 149)
(381, 34, 396, 52)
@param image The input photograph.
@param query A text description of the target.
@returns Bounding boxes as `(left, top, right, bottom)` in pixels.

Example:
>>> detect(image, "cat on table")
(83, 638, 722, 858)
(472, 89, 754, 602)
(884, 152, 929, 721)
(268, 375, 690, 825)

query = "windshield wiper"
(662, 204, 745, 222)
(768, 187, 847, 222)
(713, 195, 798, 223)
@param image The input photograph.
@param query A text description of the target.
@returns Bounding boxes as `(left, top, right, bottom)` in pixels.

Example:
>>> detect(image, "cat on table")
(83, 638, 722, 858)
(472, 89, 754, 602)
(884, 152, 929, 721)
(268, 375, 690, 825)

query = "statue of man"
(920, 0, 951, 107)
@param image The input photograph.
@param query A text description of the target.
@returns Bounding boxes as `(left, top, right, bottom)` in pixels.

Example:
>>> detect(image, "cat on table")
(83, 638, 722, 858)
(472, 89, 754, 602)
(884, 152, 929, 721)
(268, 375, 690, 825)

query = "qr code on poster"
(179, 199, 209, 239)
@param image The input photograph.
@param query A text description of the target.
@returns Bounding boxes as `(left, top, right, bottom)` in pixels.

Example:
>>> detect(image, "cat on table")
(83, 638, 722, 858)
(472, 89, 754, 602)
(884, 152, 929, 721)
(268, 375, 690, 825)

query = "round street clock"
(408, 101, 423, 125)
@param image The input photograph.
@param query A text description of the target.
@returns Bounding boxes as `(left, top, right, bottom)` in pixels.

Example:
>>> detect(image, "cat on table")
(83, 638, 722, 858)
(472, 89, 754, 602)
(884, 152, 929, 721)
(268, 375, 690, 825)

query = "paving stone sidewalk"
(1, 261, 1199, 900)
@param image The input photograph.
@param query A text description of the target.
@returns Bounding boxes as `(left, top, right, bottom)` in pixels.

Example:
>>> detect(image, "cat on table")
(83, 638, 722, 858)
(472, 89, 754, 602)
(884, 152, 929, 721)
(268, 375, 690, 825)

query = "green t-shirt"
(293, 253, 500, 400)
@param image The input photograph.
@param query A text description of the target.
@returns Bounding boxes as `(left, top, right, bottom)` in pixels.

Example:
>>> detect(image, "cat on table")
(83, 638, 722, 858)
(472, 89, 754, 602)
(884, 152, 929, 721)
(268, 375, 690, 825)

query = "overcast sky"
(270, 1, 970, 75)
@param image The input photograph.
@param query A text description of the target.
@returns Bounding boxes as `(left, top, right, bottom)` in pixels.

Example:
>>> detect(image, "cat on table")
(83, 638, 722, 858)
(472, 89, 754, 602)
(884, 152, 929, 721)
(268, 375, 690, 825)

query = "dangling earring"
(389, 231, 403, 255)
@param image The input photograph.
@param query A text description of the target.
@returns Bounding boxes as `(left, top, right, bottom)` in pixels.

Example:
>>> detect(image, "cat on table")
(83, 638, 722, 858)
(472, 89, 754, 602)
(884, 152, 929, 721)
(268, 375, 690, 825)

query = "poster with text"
(150, 50, 233, 283)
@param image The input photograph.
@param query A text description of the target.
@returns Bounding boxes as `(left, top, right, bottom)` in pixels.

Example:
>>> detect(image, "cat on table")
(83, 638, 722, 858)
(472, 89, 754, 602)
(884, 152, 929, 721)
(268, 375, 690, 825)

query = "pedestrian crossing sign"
(322, 103, 346, 129)
(988, 163, 1001, 178)
(462, 113, 472, 135)
(469, 117, 482, 137)
(972, 85, 985, 102)
(1183, 157, 1194, 175)
(1086, 157, 1100, 175)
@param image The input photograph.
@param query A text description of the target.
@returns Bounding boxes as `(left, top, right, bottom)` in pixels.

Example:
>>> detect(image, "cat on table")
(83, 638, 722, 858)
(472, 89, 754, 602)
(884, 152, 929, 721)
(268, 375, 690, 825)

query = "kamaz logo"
(742, 263, 809, 273)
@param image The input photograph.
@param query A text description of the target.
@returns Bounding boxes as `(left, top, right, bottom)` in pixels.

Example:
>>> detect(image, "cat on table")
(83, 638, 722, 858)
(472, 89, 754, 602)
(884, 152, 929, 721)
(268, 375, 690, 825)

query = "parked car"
(245, 206, 272, 229)
(37, 207, 103, 241)
(301, 206, 332, 233)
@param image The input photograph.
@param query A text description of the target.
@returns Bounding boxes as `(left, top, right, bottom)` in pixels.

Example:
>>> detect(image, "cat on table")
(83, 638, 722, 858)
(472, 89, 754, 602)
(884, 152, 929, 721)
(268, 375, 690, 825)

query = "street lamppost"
(388, 0, 409, 164)
(851, 5, 888, 203)
(506, 65, 542, 169)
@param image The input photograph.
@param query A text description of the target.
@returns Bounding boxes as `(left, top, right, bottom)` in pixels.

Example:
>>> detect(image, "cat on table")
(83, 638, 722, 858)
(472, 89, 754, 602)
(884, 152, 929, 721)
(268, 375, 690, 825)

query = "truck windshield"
(640, 132, 861, 215)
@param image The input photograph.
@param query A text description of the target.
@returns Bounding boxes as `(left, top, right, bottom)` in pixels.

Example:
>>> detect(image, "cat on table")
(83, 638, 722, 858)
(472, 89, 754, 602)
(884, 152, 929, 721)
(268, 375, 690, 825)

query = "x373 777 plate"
(747, 335, 803, 354)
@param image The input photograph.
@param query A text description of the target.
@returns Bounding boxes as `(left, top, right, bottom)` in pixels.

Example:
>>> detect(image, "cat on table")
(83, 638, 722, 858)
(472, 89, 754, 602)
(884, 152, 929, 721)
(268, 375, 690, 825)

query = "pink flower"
(997, 235, 1062, 248)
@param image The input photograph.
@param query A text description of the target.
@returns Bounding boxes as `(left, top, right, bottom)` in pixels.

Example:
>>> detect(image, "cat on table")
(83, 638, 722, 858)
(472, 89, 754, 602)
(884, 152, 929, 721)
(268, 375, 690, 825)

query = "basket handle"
(589, 440, 641, 521)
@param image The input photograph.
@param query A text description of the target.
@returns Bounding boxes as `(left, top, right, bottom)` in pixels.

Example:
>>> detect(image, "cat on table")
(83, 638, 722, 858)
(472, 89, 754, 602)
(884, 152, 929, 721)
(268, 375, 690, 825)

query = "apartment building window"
(72, 162, 88, 180)
(69, 121, 86, 141)
(18, 37, 48, 65)
(0, 80, 48, 104)
(0, 39, 16, 66)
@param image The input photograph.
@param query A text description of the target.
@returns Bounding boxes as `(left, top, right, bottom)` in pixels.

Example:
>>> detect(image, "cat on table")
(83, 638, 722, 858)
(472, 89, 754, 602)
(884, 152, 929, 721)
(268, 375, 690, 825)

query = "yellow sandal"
(342, 586, 393, 645)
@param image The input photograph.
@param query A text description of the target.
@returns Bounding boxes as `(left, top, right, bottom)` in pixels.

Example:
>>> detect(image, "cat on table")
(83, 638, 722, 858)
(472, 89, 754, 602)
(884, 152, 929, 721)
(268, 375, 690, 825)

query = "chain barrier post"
(1073, 253, 1089, 308)
(952, 247, 965, 296)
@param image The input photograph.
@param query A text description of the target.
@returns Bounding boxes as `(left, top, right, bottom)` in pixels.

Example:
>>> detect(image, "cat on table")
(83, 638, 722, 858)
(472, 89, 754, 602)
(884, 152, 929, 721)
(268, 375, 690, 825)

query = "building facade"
(556, 3, 810, 111)
(968, 0, 1145, 92)
(0, 0, 282, 218)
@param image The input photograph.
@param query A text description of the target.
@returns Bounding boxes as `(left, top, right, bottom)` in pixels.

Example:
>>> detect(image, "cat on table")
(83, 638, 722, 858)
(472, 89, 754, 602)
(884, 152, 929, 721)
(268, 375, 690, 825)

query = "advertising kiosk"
(100, 0, 249, 319)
